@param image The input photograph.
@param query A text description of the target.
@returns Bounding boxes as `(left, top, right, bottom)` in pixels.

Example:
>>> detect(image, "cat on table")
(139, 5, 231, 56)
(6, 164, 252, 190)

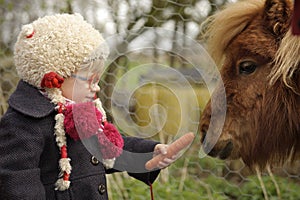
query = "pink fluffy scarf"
(63, 101, 124, 160)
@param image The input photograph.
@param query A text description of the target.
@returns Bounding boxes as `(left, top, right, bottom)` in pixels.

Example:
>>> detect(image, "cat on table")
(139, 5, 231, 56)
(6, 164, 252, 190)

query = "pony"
(199, 0, 300, 169)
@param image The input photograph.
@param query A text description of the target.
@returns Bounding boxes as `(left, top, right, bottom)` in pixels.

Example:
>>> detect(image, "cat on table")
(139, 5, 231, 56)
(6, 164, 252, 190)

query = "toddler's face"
(61, 60, 104, 102)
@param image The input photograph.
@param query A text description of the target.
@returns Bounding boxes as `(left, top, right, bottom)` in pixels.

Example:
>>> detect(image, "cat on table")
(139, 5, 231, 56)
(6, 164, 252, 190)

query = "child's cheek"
(73, 82, 89, 102)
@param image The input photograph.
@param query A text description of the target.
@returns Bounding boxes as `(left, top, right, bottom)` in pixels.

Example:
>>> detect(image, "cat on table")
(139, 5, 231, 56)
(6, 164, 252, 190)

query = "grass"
(107, 154, 300, 200)
(106, 141, 300, 200)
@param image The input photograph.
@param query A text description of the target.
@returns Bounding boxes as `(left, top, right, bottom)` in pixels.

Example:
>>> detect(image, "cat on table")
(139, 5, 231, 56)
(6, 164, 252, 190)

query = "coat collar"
(8, 80, 55, 118)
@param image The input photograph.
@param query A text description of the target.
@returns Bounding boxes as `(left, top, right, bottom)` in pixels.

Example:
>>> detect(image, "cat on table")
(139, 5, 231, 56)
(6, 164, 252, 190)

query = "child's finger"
(157, 157, 177, 169)
(158, 145, 168, 155)
(163, 158, 175, 165)
(157, 161, 169, 169)
(171, 154, 180, 160)
(153, 144, 168, 156)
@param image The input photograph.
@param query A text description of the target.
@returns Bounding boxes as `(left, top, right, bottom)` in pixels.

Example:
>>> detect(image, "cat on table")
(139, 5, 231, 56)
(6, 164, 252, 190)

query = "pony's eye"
(239, 61, 257, 75)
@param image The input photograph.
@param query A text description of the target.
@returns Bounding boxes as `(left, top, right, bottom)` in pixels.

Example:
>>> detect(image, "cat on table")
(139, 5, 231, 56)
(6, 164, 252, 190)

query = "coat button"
(98, 184, 106, 195)
(91, 156, 99, 165)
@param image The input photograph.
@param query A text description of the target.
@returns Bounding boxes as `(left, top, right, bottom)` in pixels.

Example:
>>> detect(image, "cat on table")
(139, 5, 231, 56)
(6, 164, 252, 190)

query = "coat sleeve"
(106, 136, 160, 185)
(0, 110, 47, 200)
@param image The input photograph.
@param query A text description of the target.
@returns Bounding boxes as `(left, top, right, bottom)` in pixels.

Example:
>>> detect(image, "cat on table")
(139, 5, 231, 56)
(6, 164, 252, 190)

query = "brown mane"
(201, 0, 264, 66)
(270, 30, 300, 91)
(199, 0, 300, 169)
(202, 0, 300, 90)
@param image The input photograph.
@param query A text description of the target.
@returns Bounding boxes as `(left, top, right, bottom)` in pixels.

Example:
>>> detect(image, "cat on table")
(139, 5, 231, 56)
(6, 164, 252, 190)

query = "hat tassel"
(55, 145, 72, 191)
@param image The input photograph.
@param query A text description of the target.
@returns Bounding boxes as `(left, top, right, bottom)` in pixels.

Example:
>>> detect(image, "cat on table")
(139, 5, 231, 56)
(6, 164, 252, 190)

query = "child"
(0, 13, 178, 199)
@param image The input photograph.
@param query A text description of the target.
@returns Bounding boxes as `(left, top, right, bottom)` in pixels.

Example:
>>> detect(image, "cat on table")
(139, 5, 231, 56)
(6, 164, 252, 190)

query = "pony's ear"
(263, 0, 292, 37)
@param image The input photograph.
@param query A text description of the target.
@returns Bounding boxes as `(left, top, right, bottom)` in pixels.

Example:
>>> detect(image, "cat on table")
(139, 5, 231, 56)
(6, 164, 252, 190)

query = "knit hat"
(14, 13, 109, 88)
(13, 13, 123, 191)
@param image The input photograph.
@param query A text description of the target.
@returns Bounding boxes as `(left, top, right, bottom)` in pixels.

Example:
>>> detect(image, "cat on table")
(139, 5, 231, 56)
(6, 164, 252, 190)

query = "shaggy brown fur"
(199, 0, 300, 169)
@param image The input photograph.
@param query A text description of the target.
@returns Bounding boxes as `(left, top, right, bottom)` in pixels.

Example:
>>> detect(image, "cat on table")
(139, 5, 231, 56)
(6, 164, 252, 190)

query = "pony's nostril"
(219, 141, 233, 159)
(202, 141, 217, 156)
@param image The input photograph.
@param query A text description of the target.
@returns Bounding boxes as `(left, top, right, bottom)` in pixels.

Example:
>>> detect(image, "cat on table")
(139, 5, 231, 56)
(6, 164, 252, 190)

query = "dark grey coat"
(0, 80, 160, 200)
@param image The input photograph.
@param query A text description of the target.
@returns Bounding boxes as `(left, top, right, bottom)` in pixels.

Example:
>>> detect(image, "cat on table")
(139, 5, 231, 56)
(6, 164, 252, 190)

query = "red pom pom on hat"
(41, 72, 64, 88)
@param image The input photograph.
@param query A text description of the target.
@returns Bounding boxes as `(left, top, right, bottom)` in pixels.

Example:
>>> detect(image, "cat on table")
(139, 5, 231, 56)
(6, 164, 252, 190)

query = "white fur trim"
(55, 179, 70, 191)
(54, 113, 66, 148)
(95, 98, 115, 169)
(14, 13, 109, 88)
(94, 98, 107, 121)
(47, 88, 66, 105)
(102, 158, 115, 169)
(59, 158, 72, 174)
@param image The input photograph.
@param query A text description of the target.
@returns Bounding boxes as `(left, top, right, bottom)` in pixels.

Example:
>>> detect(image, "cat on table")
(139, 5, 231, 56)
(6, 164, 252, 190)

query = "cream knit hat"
(14, 13, 109, 88)
(13, 13, 113, 191)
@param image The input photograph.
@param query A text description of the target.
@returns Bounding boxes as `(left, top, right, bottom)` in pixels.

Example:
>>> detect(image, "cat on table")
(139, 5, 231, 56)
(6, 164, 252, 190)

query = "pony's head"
(200, 0, 300, 169)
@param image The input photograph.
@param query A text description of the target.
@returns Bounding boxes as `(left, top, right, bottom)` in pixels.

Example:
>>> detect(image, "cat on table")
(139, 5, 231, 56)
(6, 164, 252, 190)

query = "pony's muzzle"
(202, 135, 233, 160)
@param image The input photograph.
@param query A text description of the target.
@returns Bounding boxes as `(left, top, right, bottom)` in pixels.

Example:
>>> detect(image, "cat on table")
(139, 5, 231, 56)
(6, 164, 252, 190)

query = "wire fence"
(1, 0, 300, 199)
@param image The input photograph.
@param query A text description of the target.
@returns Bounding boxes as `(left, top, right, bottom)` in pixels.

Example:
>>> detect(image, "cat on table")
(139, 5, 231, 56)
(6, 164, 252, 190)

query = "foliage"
(107, 147, 300, 200)
(108, 167, 300, 200)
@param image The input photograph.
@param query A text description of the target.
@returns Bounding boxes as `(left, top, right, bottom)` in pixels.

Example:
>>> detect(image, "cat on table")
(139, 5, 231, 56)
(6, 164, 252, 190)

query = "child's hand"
(153, 144, 179, 169)
(146, 133, 195, 170)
